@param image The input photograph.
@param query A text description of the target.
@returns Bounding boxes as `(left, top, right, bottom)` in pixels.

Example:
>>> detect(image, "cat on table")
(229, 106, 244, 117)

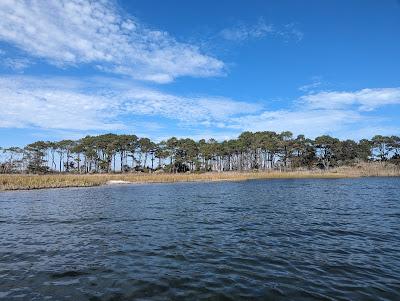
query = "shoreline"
(0, 172, 347, 192)
(1, 164, 399, 191)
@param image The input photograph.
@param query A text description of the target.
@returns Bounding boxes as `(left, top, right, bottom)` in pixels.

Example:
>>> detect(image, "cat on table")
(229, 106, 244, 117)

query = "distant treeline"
(1, 132, 399, 174)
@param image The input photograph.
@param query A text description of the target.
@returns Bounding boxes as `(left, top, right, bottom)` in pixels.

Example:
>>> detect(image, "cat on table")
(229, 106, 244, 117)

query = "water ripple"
(1, 177, 400, 300)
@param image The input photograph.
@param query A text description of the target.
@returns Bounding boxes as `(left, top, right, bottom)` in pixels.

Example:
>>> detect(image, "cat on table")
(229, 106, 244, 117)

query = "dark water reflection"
(1, 178, 400, 300)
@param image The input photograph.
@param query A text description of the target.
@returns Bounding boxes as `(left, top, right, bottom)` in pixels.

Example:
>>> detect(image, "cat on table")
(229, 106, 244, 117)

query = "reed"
(1, 162, 399, 191)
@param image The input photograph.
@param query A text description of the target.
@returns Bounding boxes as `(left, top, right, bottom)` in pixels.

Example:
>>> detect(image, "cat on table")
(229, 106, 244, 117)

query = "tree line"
(1, 132, 399, 174)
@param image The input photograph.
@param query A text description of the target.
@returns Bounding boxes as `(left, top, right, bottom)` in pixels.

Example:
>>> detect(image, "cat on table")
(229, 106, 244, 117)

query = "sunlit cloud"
(224, 109, 363, 138)
(0, 0, 224, 83)
(0, 75, 399, 140)
(300, 88, 400, 111)
(0, 76, 260, 131)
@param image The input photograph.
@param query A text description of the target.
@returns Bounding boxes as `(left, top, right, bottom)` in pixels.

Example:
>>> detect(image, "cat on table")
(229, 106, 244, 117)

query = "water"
(1, 178, 400, 300)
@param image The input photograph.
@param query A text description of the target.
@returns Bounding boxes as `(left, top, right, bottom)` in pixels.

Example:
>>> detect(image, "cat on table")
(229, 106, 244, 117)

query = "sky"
(0, 0, 400, 147)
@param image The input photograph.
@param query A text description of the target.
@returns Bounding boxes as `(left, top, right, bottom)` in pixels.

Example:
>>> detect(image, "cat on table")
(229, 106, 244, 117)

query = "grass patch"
(0, 163, 399, 191)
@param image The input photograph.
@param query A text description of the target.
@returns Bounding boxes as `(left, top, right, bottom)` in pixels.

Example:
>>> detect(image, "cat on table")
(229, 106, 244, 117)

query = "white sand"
(106, 180, 132, 185)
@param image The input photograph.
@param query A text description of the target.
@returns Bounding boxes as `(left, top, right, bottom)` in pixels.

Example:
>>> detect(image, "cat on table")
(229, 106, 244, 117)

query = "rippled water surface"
(1, 178, 400, 300)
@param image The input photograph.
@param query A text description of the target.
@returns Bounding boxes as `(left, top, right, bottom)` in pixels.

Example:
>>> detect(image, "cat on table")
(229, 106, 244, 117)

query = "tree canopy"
(1, 132, 399, 174)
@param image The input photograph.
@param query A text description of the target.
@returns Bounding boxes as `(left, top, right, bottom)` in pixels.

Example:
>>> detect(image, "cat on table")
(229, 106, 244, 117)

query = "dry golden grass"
(333, 162, 400, 177)
(0, 162, 399, 191)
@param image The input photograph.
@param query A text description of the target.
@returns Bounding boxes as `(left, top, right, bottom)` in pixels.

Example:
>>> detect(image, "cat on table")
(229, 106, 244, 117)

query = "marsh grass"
(1, 162, 399, 191)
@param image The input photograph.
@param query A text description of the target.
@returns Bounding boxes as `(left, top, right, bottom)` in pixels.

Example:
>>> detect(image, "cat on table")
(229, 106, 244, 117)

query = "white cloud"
(300, 88, 400, 111)
(224, 109, 363, 138)
(0, 77, 124, 130)
(279, 23, 304, 42)
(220, 87, 400, 139)
(0, 76, 260, 131)
(337, 126, 400, 141)
(0, 0, 224, 83)
(220, 19, 274, 42)
(121, 89, 260, 123)
(0, 76, 399, 140)
(298, 77, 323, 92)
(2, 57, 32, 71)
(159, 131, 240, 143)
(220, 19, 303, 42)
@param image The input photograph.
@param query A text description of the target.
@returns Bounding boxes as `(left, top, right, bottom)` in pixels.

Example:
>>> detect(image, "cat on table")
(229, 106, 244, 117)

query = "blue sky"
(0, 0, 400, 146)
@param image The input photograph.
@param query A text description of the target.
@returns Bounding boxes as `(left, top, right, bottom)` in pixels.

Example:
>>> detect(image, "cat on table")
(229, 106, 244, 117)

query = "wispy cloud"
(220, 19, 303, 42)
(221, 87, 400, 139)
(224, 109, 363, 138)
(0, 0, 224, 83)
(2, 57, 33, 71)
(0, 77, 124, 130)
(220, 18, 274, 42)
(279, 23, 304, 42)
(300, 88, 400, 111)
(121, 90, 261, 124)
(298, 76, 324, 93)
(0, 74, 398, 140)
(0, 76, 260, 131)
(298, 81, 322, 93)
